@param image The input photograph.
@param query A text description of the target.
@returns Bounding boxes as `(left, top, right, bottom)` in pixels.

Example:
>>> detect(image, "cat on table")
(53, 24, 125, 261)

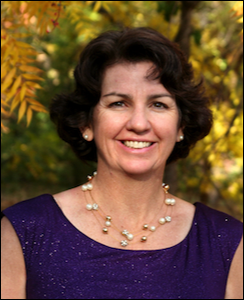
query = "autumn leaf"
(29, 105, 48, 113)
(26, 106, 33, 127)
(1, 67, 16, 92)
(18, 100, 27, 123)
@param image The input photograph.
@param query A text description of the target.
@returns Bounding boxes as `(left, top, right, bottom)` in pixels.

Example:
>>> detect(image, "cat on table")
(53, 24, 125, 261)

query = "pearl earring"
(179, 135, 184, 141)
(83, 134, 89, 140)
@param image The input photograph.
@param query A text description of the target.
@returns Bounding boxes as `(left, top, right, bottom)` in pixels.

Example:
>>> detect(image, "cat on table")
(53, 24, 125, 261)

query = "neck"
(89, 168, 166, 228)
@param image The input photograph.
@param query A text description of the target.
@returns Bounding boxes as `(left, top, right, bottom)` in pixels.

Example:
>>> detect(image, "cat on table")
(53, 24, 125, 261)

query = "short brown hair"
(50, 27, 213, 164)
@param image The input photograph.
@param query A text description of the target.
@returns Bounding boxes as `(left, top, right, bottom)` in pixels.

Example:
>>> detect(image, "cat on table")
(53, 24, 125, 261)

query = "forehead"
(101, 62, 168, 94)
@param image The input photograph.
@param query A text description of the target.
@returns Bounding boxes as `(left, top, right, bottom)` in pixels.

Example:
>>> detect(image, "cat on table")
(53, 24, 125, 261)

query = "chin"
(118, 161, 160, 176)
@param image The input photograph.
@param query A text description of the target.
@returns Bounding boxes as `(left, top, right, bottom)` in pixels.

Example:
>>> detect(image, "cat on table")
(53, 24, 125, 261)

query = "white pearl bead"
(150, 226, 156, 232)
(87, 183, 93, 190)
(141, 236, 147, 242)
(121, 240, 128, 247)
(122, 230, 129, 236)
(165, 198, 176, 205)
(127, 233, 134, 240)
(143, 224, 149, 230)
(165, 216, 171, 222)
(102, 228, 108, 234)
(92, 203, 99, 210)
(81, 184, 88, 191)
(165, 198, 172, 205)
(105, 221, 111, 227)
(86, 204, 93, 210)
(159, 217, 166, 225)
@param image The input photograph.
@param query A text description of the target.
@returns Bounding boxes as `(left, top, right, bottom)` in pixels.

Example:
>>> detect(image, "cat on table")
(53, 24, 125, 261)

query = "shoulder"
(2, 194, 59, 249)
(175, 199, 243, 253)
(1, 217, 26, 299)
(2, 194, 55, 223)
(1, 216, 24, 256)
(225, 235, 243, 299)
(194, 202, 243, 263)
(2, 193, 54, 214)
(194, 202, 243, 233)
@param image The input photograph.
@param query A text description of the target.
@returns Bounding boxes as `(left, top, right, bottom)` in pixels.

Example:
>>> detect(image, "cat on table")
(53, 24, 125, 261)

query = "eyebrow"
(102, 92, 174, 100)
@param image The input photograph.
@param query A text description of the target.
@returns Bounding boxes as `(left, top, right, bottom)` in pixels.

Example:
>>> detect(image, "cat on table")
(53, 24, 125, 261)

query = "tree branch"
(174, 1, 201, 59)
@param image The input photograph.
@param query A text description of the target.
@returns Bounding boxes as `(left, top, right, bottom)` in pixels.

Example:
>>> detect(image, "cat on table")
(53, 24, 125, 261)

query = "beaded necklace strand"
(81, 172, 176, 248)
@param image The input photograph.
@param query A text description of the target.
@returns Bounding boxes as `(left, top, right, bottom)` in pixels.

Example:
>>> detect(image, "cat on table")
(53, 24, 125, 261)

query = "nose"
(126, 106, 151, 134)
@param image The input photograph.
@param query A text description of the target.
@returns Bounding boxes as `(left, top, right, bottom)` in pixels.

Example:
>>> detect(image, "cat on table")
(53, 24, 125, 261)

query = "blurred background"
(1, 1, 243, 220)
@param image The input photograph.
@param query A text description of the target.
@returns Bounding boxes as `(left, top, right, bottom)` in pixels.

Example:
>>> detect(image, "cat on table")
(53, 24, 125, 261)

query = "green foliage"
(156, 1, 180, 21)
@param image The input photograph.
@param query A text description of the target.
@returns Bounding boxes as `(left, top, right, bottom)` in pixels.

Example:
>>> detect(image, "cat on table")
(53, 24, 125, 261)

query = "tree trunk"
(164, 1, 201, 194)
(174, 1, 201, 59)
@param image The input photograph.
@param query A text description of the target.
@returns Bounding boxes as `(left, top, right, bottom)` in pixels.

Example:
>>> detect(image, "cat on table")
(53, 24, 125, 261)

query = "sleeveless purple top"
(2, 194, 243, 299)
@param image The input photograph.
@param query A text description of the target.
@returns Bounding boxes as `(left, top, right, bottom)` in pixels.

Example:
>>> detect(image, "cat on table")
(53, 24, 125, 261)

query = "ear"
(176, 128, 184, 142)
(79, 126, 94, 141)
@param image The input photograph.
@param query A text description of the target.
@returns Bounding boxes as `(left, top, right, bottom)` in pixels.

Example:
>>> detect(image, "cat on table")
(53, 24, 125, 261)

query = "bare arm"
(1, 216, 26, 299)
(225, 235, 243, 299)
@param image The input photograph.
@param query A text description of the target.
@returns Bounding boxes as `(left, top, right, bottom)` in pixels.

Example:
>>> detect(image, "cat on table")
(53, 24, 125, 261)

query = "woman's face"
(86, 61, 183, 176)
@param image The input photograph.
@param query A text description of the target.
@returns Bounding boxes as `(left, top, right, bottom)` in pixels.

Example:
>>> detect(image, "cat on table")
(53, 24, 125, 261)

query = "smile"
(122, 141, 153, 149)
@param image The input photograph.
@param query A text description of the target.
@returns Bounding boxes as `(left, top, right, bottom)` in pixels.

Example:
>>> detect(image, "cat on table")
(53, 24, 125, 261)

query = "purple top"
(2, 194, 243, 299)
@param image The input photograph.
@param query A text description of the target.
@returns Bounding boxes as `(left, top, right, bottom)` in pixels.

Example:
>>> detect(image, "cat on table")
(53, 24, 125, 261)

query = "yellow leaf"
(15, 41, 33, 49)
(19, 65, 43, 73)
(39, 21, 46, 36)
(1, 67, 16, 92)
(22, 73, 44, 81)
(37, 2, 51, 36)
(1, 99, 10, 108)
(10, 93, 20, 113)
(238, 17, 243, 23)
(26, 97, 44, 107)
(1, 106, 9, 116)
(25, 81, 42, 89)
(11, 32, 32, 39)
(2, 42, 14, 62)
(18, 100, 27, 123)
(231, 2, 243, 16)
(94, 1, 102, 12)
(1, 62, 8, 79)
(32, 82, 43, 89)
(6, 75, 22, 102)
(11, 46, 19, 66)
(1, 28, 7, 36)
(20, 84, 27, 102)
(1, 37, 9, 48)
(103, 3, 111, 13)
(25, 89, 36, 98)
(26, 107, 33, 127)
(29, 105, 48, 113)
(1, 121, 9, 133)
(23, 48, 38, 56)
(19, 57, 36, 64)
(36, 9, 45, 29)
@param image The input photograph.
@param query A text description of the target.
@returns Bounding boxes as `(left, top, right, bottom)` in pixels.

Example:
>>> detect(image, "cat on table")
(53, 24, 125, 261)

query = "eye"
(109, 101, 125, 107)
(152, 102, 168, 109)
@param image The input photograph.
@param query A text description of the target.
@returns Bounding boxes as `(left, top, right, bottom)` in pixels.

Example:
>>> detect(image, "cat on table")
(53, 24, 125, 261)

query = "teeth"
(123, 141, 152, 149)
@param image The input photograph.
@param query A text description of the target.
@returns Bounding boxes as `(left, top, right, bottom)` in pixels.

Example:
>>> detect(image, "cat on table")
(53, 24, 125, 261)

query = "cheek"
(163, 112, 180, 136)
(155, 118, 179, 138)
(93, 119, 118, 143)
(94, 111, 126, 137)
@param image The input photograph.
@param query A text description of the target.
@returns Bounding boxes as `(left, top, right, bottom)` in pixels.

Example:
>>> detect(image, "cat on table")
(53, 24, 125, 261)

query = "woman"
(1, 27, 243, 299)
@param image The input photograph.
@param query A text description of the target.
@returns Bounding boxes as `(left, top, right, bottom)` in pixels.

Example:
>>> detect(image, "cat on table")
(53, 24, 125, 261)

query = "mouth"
(121, 141, 154, 149)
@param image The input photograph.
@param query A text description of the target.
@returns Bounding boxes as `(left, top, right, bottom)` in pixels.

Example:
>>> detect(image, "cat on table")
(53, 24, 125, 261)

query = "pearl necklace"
(81, 172, 176, 248)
